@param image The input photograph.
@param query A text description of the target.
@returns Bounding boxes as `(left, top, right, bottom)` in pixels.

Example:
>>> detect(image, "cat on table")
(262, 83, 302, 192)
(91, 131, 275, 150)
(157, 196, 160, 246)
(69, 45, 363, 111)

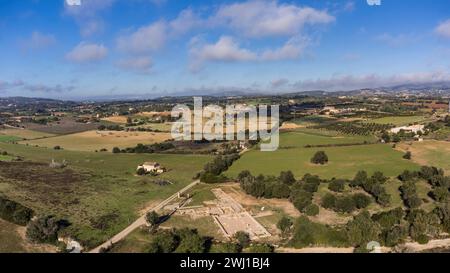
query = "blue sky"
(0, 0, 450, 99)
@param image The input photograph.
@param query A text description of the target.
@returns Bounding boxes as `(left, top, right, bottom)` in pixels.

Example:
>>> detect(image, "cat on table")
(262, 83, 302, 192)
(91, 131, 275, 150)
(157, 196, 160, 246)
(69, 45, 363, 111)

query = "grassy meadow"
(0, 142, 211, 248)
(226, 130, 420, 180)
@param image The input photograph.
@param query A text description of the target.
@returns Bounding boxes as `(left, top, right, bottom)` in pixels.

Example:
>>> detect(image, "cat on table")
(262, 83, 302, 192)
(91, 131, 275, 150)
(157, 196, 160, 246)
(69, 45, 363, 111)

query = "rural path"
(89, 180, 200, 253)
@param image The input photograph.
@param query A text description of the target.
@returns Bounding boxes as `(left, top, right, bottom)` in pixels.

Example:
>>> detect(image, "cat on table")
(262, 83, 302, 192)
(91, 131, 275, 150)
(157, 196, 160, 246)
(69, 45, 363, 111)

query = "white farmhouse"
(137, 162, 165, 174)
(390, 124, 425, 134)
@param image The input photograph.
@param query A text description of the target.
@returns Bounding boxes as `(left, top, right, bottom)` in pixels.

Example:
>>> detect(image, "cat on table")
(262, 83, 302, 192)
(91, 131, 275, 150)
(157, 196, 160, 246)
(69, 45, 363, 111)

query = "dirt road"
(89, 180, 200, 253)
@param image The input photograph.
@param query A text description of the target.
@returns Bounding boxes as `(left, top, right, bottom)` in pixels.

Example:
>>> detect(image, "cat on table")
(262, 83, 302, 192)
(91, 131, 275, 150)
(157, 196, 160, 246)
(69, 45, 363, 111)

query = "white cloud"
(26, 31, 56, 49)
(261, 36, 309, 60)
(189, 35, 309, 71)
(117, 21, 167, 54)
(212, 0, 334, 38)
(66, 42, 108, 63)
(435, 19, 450, 39)
(192, 36, 257, 62)
(118, 56, 153, 73)
(375, 33, 416, 47)
(64, 0, 116, 36)
(169, 8, 202, 36)
(292, 71, 450, 91)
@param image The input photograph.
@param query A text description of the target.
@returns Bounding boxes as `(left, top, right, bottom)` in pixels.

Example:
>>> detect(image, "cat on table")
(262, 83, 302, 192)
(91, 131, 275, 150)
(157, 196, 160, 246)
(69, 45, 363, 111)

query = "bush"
(352, 194, 372, 209)
(346, 211, 381, 247)
(321, 193, 337, 209)
(112, 147, 121, 154)
(26, 216, 60, 244)
(311, 151, 329, 165)
(292, 191, 313, 212)
(148, 231, 179, 253)
(305, 204, 320, 216)
(279, 171, 296, 185)
(403, 151, 412, 160)
(328, 179, 346, 193)
(335, 196, 357, 213)
(247, 243, 274, 253)
(290, 216, 349, 248)
(271, 183, 291, 199)
(234, 231, 251, 248)
(277, 217, 293, 234)
(146, 211, 160, 226)
(0, 196, 34, 226)
(200, 172, 228, 184)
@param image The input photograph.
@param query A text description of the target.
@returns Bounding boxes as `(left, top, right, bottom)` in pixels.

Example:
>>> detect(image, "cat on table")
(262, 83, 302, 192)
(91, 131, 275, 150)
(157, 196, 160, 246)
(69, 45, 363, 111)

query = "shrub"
(328, 179, 346, 193)
(279, 171, 296, 185)
(26, 216, 60, 244)
(0, 196, 34, 226)
(335, 196, 357, 213)
(247, 243, 274, 253)
(277, 217, 293, 234)
(321, 193, 337, 210)
(403, 151, 412, 160)
(311, 151, 328, 165)
(352, 193, 372, 209)
(234, 231, 251, 248)
(305, 204, 320, 216)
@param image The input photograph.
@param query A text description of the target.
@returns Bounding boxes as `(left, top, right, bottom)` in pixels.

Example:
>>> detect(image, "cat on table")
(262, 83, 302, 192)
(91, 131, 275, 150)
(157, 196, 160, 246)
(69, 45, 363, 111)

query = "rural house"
(137, 162, 165, 174)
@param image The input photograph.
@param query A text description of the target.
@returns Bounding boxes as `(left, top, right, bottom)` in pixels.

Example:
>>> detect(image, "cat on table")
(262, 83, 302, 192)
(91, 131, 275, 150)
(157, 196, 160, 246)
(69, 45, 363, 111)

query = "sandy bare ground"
(280, 122, 305, 131)
(221, 184, 301, 218)
(22, 130, 172, 152)
(277, 247, 354, 253)
(400, 238, 450, 253)
(101, 116, 129, 124)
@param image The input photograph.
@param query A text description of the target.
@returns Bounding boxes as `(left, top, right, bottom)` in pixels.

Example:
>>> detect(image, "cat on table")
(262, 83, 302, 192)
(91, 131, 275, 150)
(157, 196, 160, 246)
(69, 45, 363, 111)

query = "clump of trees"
(98, 124, 123, 131)
(115, 142, 175, 154)
(350, 171, 391, 207)
(328, 179, 346, 193)
(147, 228, 206, 253)
(200, 154, 240, 183)
(0, 196, 34, 226)
(311, 151, 328, 165)
(321, 193, 371, 213)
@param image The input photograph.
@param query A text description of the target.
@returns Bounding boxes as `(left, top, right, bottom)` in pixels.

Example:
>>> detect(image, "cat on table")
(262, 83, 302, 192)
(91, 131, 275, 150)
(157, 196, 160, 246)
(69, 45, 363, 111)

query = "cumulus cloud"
(64, 0, 116, 36)
(26, 31, 56, 49)
(212, 0, 334, 38)
(292, 71, 450, 91)
(435, 19, 450, 39)
(117, 21, 167, 54)
(66, 42, 108, 63)
(189, 35, 308, 71)
(169, 8, 202, 36)
(261, 36, 309, 61)
(118, 56, 153, 73)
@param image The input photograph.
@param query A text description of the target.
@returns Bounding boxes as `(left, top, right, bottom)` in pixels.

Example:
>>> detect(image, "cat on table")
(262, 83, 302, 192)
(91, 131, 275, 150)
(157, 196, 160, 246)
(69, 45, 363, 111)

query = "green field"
(369, 116, 428, 126)
(0, 129, 55, 140)
(226, 131, 419, 180)
(0, 135, 21, 143)
(0, 142, 211, 248)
